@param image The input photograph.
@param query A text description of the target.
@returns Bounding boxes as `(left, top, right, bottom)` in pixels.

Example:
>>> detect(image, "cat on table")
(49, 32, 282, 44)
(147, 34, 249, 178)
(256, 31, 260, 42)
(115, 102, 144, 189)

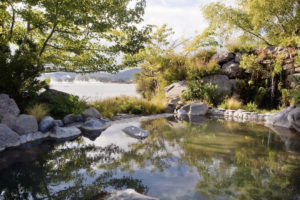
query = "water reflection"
(0, 117, 299, 200)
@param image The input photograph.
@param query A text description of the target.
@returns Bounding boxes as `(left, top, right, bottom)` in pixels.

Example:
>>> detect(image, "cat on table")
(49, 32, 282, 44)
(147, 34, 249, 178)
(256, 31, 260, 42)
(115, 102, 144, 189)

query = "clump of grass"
(90, 96, 165, 118)
(220, 97, 243, 110)
(243, 102, 258, 112)
(26, 104, 49, 122)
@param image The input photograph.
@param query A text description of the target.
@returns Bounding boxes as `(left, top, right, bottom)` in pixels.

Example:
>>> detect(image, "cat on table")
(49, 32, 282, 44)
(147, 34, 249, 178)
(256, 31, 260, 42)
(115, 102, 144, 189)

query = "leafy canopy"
(0, 0, 150, 72)
(202, 0, 300, 46)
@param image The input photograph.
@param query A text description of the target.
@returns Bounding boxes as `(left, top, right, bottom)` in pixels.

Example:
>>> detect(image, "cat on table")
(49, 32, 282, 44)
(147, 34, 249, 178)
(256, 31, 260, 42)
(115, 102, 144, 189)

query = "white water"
(50, 81, 140, 102)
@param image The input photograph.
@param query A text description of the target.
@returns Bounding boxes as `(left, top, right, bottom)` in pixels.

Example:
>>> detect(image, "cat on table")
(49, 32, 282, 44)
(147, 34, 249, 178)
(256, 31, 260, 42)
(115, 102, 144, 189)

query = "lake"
(0, 116, 299, 200)
(49, 81, 140, 101)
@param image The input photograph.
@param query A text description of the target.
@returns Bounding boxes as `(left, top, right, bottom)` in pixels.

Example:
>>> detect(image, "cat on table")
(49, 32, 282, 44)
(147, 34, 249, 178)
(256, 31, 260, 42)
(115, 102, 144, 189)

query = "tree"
(202, 0, 300, 46)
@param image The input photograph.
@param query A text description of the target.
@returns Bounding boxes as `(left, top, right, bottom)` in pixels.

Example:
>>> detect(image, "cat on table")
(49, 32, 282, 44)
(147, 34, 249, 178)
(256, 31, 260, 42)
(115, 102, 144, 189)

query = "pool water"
(0, 116, 299, 200)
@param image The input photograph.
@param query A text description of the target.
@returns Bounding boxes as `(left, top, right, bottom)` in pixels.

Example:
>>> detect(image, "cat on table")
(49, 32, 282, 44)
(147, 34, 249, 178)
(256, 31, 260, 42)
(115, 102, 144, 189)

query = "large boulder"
(266, 106, 299, 131)
(50, 126, 81, 139)
(19, 132, 49, 144)
(13, 114, 38, 135)
(108, 189, 159, 200)
(164, 81, 187, 99)
(82, 107, 102, 119)
(63, 114, 83, 125)
(222, 61, 240, 78)
(81, 118, 110, 138)
(122, 126, 149, 140)
(212, 51, 235, 64)
(0, 124, 21, 151)
(1, 113, 17, 129)
(199, 75, 233, 95)
(182, 102, 208, 116)
(0, 94, 20, 117)
(287, 107, 300, 132)
(39, 116, 55, 133)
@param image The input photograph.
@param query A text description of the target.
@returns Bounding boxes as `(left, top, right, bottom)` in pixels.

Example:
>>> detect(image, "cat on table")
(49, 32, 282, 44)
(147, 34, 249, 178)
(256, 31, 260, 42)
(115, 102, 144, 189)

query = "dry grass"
(220, 97, 243, 110)
(26, 104, 49, 121)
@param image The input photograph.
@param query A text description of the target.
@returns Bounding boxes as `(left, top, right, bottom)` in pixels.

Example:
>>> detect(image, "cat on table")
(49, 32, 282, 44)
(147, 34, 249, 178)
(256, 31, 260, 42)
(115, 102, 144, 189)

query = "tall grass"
(220, 97, 243, 110)
(26, 104, 49, 122)
(90, 96, 165, 118)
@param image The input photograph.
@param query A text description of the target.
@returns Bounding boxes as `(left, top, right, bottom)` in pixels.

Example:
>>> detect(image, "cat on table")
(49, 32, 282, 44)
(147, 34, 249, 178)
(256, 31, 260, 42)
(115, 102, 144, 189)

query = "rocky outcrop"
(122, 126, 149, 140)
(221, 61, 241, 78)
(287, 107, 300, 132)
(199, 75, 234, 95)
(0, 124, 21, 151)
(1, 113, 17, 129)
(108, 189, 159, 200)
(182, 102, 208, 116)
(81, 118, 110, 138)
(13, 114, 38, 135)
(0, 94, 20, 117)
(212, 51, 235, 64)
(39, 116, 55, 133)
(164, 81, 187, 99)
(63, 114, 83, 125)
(265, 106, 295, 129)
(82, 107, 102, 119)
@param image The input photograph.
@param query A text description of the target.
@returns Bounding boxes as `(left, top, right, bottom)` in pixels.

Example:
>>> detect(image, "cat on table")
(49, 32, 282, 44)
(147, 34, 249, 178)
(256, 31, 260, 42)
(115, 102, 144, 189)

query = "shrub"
(47, 95, 87, 119)
(292, 76, 300, 106)
(295, 51, 300, 66)
(220, 97, 243, 110)
(186, 59, 222, 81)
(181, 81, 225, 106)
(281, 89, 291, 108)
(26, 104, 49, 122)
(90, 96, 165, 118)
(243, 102, 258, 112)
(225, 41, 256, 53)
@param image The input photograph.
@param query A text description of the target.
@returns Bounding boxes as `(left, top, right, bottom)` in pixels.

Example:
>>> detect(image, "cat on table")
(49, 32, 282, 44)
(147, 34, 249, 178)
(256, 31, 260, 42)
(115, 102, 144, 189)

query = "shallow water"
(49, 81, 140, 101)
(0, 116, 299, 200)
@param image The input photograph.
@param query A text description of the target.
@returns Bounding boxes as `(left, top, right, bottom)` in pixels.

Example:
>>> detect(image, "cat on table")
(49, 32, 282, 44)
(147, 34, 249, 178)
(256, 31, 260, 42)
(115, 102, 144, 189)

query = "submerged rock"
(50, 126, 81, 139)
(82, 107, 102, 119)
(13, 114, 38, 135)
(122, 126, 149, 140)
(39, 116, 55, 133)
(108, 189, 159, 200)
(81, 118, 110, 139)
(0, 124, 21, 151)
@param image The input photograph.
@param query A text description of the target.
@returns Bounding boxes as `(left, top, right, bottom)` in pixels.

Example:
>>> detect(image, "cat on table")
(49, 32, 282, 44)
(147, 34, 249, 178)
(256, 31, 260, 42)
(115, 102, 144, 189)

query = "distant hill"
(40, 68, 141, 83)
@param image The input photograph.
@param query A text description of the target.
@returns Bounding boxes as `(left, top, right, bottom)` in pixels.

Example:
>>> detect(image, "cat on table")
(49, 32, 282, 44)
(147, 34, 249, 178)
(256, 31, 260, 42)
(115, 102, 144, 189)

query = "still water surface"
(0, 116, 299, 200)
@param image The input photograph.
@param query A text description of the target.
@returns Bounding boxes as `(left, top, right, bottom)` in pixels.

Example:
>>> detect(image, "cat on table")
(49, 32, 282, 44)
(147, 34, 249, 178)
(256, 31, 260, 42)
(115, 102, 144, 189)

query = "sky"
(142, 0, 234, 40)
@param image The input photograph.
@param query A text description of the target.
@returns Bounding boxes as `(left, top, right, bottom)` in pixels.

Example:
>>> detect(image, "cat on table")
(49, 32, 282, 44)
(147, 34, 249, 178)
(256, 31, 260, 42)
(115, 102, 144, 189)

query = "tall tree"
(0, 0, 150, 72)
(202, 0, 300, 46)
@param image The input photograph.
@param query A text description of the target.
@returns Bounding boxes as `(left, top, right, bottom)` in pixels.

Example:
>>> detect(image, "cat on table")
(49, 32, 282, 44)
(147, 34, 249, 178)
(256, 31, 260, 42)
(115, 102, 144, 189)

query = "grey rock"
(108, 189, 159, 200)
(50, 126, 81, 139)
(287, 107, 300, 132)
(53, 120, 64, 127)
(176, 108, 188, 120)
(265, 106, 295, 129)
(169, 97, 181, 104)
(199, 75, 233, 95)
(39, 116, 55, 133)
(0, 124, 21, 151)
(123, 126, 149, 140)
(1, 113, 17, 129)
(164, 81, 187, 99)
(81, 118, 110, 137)
(212, 51, 235, 64)
(222, 61, 240, 78)
(13, 114, 38, 135)
(164, 103, 176, 113)
(63, 114, 83, 125)
(82, 107, 102, 119)
(19, 132, 48, 144)
(188, 102, 208, 115)
(0, 94, 20, 117)
(235, 52, 243, 63)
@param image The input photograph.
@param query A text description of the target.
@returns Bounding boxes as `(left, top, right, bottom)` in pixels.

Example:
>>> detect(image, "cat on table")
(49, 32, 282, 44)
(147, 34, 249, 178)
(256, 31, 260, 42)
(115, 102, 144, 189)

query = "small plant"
(281, 89, 291, 108)
(47, 95, 87, 119)
(181, 81, 225, 106)
(244, 102, 258, 112)
(26, 104, 49, 122)
(187, 59, 222, 81)
(295, 51, 300, 66)
(220, 97, 243, 110)
(225, 41, 256, 53)
(292, 76, 300, 106)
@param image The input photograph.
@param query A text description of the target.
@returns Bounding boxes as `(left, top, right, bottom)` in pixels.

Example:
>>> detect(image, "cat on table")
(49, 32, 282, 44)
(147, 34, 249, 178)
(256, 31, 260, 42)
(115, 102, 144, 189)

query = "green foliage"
(281, 89, 291, 108)
(202, 0, 300, 46)
(187, 59, 222, 81)
(0, 40, 46, 110)
(225, 41, 257, 53)
(254, 87, 268, 108)
(47, 95, 87, 119)
(292, 76, 300, 106)
(243, 102, 258, 112)
(295, 51, 300, 66)
(181, 81, 225, 106)
(90, 96, 165, 118)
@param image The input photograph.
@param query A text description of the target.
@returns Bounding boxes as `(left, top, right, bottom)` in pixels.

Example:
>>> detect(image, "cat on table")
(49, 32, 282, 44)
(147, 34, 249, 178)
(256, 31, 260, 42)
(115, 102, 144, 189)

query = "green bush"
(90, 96, 165, 118)
(292, 76, 300, 106)
(225, 41, 256, 53)
(181, 81, 225, 106)
(295, 51, 300, 66)
(281, 89, 291, 108)
(243, 102, 258, 112)
(47, 95, 87, 119)
(220, 97, 243, 110)
(186, 59, 222, 81)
